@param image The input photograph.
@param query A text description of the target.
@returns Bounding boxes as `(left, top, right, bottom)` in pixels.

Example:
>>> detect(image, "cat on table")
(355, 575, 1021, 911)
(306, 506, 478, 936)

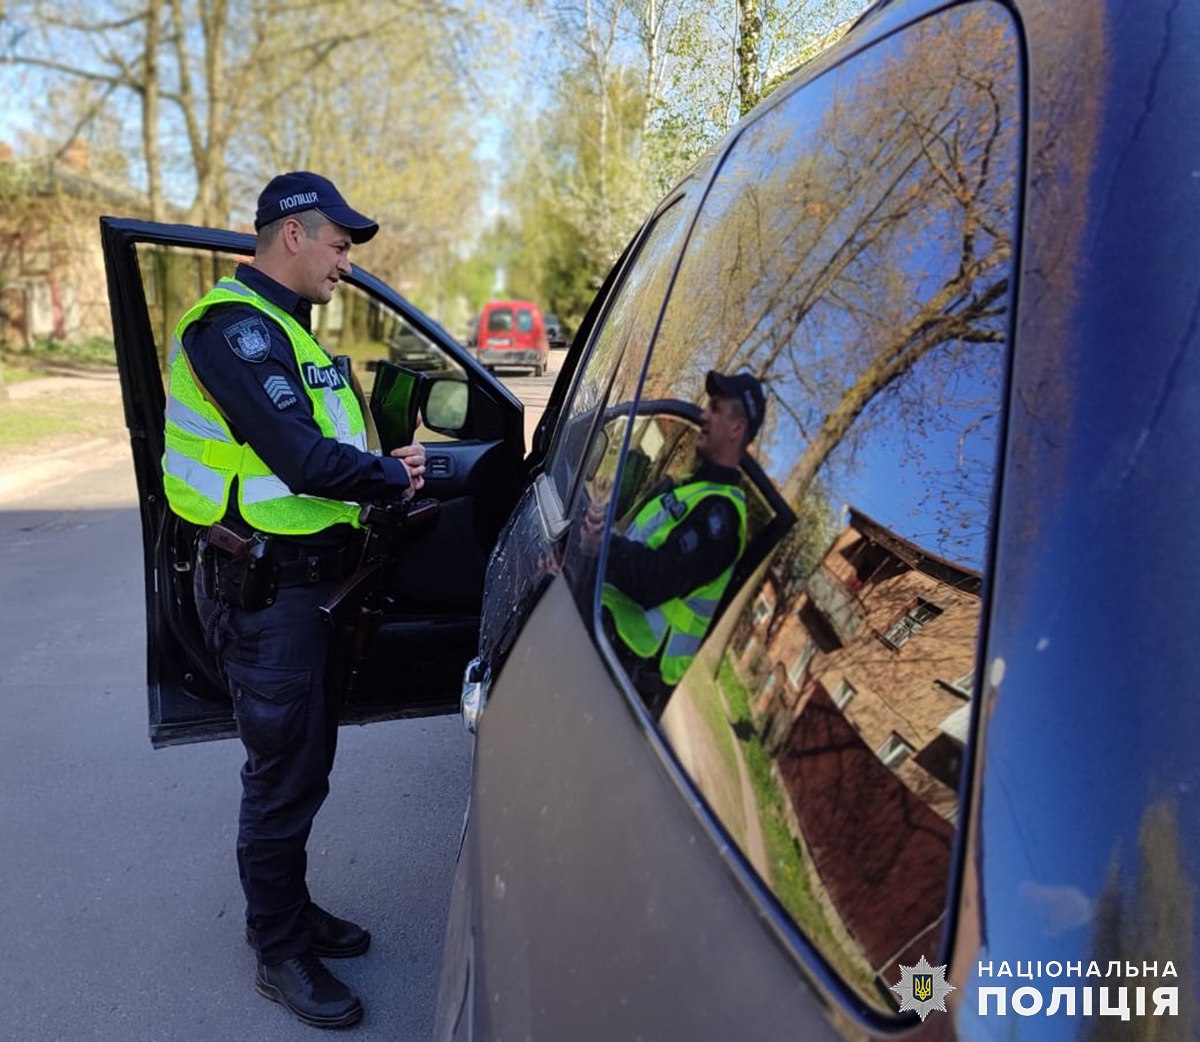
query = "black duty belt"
(274, 543, 355, 587)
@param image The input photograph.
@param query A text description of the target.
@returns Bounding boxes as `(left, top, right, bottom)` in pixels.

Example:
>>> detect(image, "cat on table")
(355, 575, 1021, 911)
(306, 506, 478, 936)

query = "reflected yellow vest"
(602, 481, 747, 685)
(162, 278, 367, 534)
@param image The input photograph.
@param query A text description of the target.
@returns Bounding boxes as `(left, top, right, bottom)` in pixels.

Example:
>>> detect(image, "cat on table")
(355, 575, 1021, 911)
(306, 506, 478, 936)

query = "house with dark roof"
(735, 506, 981, 998)
(0, 142, 154, 348)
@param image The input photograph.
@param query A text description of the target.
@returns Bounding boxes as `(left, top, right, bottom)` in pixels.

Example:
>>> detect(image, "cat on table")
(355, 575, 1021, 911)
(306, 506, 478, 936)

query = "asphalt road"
(0, 351, 564, 1042)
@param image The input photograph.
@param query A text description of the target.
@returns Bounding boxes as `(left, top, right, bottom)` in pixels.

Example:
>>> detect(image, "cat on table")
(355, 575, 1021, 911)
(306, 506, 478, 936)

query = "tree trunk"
(736, 0, 763, 117)
(143, 0, 165, 220)
(640, 0, 660, 141)
(781, 274, 1008, 507)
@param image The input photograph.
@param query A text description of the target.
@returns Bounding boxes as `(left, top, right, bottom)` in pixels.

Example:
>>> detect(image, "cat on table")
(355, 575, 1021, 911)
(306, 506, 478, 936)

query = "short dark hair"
(256, 208, 328, 248)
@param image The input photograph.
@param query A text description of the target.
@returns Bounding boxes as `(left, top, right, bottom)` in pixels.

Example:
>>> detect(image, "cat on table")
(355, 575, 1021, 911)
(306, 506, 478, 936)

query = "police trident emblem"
(913, 973, 933, 1001)
(889, 955, 955, 1021)
(237, 327, 269, 359)
(223, 316, 271, 362)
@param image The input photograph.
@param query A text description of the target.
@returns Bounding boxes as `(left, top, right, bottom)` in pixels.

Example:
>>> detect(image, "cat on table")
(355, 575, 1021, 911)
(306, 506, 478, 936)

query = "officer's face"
(698, 395, 746, 461)
(296, 219, 354, 304)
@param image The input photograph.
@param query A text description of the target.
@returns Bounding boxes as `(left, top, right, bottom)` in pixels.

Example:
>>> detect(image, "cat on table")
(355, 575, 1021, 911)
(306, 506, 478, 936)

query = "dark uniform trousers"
(194, 565, 342, 965)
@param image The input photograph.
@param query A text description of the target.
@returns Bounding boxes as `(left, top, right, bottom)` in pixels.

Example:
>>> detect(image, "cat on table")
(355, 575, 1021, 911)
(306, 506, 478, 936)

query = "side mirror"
(424, 377, 469, 434)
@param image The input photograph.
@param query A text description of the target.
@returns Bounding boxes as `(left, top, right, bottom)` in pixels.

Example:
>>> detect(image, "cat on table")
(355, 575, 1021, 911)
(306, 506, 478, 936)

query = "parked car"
(474, 299, 550, 375)
(544, 312, 569, 350)
(104, 0, 1198, 1037)
(386, 317, 443, 372)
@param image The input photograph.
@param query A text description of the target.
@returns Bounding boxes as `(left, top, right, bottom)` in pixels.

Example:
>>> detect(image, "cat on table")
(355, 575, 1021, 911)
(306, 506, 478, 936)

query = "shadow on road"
(0, 499, 472, 1042)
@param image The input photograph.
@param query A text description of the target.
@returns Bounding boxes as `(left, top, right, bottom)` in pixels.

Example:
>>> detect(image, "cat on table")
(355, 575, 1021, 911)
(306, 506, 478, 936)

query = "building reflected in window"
(635, 2, 1019, 1010)
(665, 507, 980, 1004)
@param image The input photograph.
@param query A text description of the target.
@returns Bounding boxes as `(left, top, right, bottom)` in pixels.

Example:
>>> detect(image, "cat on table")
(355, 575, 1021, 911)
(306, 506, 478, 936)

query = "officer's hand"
(579, 497, 607, 556)
(390, 426, 426, 496)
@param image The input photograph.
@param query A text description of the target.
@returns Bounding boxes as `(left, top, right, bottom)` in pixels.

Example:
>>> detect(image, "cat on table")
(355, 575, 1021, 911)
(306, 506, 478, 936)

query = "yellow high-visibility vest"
(602, 480, 747, 685)
(163, 278, 366, 534)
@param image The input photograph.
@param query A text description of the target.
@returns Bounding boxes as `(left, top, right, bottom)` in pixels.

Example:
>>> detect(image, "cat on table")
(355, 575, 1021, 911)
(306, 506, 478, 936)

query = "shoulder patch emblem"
(663, 490, 687, 521)
(223, 316, 272, 363)
(707, 506, 726, 539)
(262, 374, 297, 411)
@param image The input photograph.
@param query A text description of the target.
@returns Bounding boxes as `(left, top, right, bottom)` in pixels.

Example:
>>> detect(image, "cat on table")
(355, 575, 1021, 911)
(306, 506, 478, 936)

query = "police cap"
(254, 171, 379, 244)
(706, 370, 766, 442)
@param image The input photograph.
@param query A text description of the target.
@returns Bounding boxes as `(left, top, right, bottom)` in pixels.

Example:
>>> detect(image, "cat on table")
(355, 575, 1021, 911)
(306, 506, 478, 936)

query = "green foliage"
(0, 162, 44, 200)
(3, 0, 869, 339)
(466, 0, 870, 325)
(448, 248, 509, 317)
(3, 337, 117, 370)
(237, 0, 485, 288)
(487, 60, 657, 330)
(769, 485, 839, 606)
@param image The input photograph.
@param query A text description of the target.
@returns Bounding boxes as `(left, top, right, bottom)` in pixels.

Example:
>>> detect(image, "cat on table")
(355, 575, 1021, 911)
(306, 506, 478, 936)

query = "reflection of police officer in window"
(587, 371, 765, 720)
(166, 172, 425, 1030)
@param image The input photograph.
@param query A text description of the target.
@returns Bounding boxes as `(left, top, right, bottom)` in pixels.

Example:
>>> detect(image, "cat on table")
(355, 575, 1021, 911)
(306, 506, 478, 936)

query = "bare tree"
(620, 6, 1021, 668)
(649, 7, 1017, 530)
(234, 3, 483, 290)
(2, 0, 473, 225)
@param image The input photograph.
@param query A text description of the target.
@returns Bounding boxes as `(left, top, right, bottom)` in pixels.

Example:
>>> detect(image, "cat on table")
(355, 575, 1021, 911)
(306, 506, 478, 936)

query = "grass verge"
(2, 336, 118, 373)
(718, 653, 883, 1002)
(0, 390, 126, 457)
(718, 656, 830, 937)
(690, 669, 742, 782)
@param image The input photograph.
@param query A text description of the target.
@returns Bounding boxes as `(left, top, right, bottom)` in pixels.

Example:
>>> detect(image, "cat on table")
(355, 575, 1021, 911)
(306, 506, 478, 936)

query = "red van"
(474, 300, 550, 376)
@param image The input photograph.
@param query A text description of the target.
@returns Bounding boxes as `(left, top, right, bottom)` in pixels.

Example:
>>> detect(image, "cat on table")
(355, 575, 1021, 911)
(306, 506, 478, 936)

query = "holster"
(199, 521, 279, 611)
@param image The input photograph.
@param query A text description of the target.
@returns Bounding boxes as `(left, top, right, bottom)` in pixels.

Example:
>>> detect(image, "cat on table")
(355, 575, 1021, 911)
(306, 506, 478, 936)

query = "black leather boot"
(255, 951, 363, 1029)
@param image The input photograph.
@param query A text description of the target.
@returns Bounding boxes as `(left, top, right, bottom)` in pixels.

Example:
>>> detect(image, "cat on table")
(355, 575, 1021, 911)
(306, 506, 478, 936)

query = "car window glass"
(545, 199, 690, 506)
(487, 308, 513, 332)
(517, 310, 534, 333)
(564, 400, 787, 611)
(583, 3, 1021, 1010)
(133, 244, 466, 441)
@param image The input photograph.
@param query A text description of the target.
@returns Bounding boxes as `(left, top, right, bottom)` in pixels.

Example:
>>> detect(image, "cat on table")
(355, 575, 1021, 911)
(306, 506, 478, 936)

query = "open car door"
(101, 218, 528, 747)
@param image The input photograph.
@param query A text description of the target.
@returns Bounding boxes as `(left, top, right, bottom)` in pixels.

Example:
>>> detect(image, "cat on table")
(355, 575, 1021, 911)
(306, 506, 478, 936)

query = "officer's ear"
(730, 410, 749, 446)
(280, 216, 306, 254)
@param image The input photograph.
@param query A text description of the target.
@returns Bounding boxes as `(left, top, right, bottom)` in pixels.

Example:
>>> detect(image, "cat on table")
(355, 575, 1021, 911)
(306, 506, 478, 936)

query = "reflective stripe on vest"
(602, 480, 747, 685)
(163, 278, 367, 534)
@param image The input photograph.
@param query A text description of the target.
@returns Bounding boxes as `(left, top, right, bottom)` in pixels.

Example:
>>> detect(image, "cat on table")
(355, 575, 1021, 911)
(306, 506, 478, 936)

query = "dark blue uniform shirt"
(182, 263, 412, 545)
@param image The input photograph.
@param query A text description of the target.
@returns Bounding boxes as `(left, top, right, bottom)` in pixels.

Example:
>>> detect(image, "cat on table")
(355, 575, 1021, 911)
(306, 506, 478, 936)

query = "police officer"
(589, 371, 765, 719)
(165, 172, 424, 1029)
